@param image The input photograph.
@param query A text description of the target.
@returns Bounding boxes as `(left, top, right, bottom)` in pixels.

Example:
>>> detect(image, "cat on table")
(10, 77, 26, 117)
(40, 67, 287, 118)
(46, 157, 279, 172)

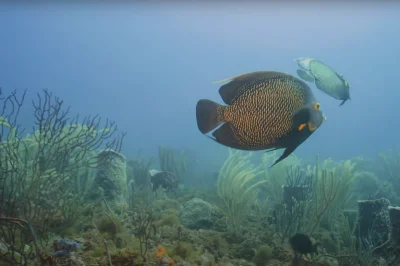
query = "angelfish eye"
(314, 103, 320, 111)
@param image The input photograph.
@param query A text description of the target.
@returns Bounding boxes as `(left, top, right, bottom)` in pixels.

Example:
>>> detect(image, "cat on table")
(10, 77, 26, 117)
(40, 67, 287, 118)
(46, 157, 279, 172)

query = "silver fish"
(294, 58, 351, 106)
(309, 60, 350, 106)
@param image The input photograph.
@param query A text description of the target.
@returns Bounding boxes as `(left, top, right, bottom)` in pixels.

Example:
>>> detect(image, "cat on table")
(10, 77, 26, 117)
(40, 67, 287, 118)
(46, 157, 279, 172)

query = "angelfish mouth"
(322, 116, 327, 122)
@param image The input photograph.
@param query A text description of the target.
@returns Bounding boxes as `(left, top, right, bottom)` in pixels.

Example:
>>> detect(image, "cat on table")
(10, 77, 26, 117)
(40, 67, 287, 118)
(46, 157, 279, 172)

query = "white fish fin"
(212, 71, 267, 84)
(297, 69, 315, 83)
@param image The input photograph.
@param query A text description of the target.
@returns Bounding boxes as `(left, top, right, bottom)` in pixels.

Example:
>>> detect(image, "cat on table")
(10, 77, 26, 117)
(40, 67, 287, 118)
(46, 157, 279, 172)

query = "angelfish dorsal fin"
(216, 71, 285, 105)
(212, 71, 261, 84)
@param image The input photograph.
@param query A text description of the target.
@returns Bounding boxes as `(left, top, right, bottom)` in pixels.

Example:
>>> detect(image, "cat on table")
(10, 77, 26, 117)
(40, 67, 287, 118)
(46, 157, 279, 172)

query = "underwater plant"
(125, 204, 155, 262)
(261, 151, 301, 205)
(0, 89, 124, 265)
(217, 149, 267, 233)
(378, 149, 400, 204)
(127, 152, 155, 208)
(306, 156, 358, 234)
(158, 146, 188, 184)
(274, 166, 313, 243)
(127, 151, 155, 187)
(91, 207, 114, 266)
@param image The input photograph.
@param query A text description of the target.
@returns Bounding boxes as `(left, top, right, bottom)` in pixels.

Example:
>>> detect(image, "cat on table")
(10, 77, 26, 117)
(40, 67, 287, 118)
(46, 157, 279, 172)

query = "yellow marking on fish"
(314, 103, 320, 111)
(308, 122, 316, 131)
(298, 123, 307, 131)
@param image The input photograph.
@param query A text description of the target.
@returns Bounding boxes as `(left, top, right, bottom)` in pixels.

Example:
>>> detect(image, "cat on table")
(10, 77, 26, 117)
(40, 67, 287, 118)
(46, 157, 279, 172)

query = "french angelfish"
(196, 71, 326, 167)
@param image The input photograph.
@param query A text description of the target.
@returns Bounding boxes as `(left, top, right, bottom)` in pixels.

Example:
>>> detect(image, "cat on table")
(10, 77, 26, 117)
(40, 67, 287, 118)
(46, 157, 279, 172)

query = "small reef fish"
(289, 233, 318, 255)
(294, 57, 351, 106)
(196, 71, 326, 167)
(149, 169, 179, 192)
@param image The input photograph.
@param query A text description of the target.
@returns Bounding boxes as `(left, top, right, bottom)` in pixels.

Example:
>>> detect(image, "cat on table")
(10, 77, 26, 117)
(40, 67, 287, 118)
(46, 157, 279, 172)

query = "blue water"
(0, 2, 399, 169)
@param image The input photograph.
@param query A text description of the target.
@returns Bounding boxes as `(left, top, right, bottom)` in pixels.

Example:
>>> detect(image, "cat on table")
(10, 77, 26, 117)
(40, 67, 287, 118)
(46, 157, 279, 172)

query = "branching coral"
(0, 89, 125, 265)
(274, 166, 313, 243)
(306, 155, 358, 236)
(261, 151, 301, 205)
(217, 149, 266, 233)
(124, 204, 155, 262)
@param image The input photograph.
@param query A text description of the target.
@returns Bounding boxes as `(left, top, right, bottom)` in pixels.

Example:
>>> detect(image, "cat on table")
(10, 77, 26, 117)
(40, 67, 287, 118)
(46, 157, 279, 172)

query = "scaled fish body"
(309, 60, 350, 106)
(294, 57, 351, 106)
(196, 71, 326, 167)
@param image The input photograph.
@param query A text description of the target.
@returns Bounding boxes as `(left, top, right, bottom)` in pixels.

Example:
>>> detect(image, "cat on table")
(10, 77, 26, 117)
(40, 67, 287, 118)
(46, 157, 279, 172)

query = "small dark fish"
(289, 233, 317, 254)
(295, 57, 351, 106)
(149, 170, 179, 192)
(196, 71, 326, 167)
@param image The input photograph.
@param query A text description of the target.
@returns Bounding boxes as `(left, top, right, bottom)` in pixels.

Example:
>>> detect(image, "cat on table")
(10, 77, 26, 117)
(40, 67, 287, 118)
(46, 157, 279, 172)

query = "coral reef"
(2, 88, 400, 266)
(88, 150, 128, 206)
(357, 198, 391, 248)
(0, 89, 124, 265)
(149, 169, 180, 193)
(253, 245, 273, 266)
(372, 206, 400, 265)
(217, 149, 267, 233)
(127, 154, 155, 208)
(180, 198, 222, 230)
(158, 146, 188, 184)
(53, 238, 82, 257)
